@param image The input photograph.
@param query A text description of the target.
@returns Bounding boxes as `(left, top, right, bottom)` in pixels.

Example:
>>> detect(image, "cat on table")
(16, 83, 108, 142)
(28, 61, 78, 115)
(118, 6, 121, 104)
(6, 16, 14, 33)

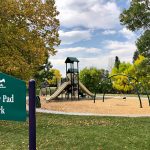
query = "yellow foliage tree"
(0, 0, 60, 81)
(47, 69, 62, 86)
(133, 55, 150, 90)
(110, 62, 134, 92)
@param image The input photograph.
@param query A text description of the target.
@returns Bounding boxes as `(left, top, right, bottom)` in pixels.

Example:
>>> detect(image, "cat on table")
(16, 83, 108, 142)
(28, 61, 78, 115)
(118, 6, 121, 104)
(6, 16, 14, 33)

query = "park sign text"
(0, 72, 26, 121)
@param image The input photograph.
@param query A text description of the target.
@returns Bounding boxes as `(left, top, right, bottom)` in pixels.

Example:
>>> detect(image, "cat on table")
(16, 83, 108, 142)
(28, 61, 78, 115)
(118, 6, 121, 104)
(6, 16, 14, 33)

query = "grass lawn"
(0, 113, 150, 150)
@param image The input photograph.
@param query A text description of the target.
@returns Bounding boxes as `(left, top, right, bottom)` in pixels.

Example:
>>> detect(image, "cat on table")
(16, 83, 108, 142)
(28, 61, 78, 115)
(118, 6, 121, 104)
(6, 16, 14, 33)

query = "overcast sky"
(50, 0, 139, 77)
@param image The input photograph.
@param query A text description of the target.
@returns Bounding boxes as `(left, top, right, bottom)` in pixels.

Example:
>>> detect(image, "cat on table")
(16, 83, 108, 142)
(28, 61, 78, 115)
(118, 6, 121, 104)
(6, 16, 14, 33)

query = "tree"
(133, 55, 150, 92)
(114, 56, 120, 69)
(120, 0, 150, 91)
(79, 67, 109, 93)
(120, 0, 150, 58)
(120, 0, 150, 31)
(111, 62, 134, 93)
(111, 55, 150, 93)
(0, 0, 60, 81)
(47, 68, 62, 86)
(35, 61, 53, 86)
(136, 30, 150, 57)
(133, 50, 139, 63)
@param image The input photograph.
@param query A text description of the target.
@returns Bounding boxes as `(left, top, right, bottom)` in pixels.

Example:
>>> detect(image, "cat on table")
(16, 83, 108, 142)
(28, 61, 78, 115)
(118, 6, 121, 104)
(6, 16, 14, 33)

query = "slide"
(79, 81, 94, 97)
(46, 81, 71, 101)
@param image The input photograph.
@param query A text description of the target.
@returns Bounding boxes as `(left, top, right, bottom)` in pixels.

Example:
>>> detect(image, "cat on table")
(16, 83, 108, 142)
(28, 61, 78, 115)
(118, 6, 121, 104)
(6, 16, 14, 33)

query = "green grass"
(0, 113, 150, 150)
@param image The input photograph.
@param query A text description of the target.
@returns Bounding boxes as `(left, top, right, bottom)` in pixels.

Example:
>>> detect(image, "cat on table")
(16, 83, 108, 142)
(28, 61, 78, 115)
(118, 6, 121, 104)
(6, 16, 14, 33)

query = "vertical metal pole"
(103, 92, 105, 102)
(77, 62, 79, 100)
(147, 95, 150, 106)
(46, 87, 47, 96)
(72, 62, 74, 98)
(135, 85, 142, 108)
(71, 63, 73, 100)
(94, 92, 96, 103)
(140, 84, 150, 106)
(29, 79, 36, 150)
(66, 63, 67, 79)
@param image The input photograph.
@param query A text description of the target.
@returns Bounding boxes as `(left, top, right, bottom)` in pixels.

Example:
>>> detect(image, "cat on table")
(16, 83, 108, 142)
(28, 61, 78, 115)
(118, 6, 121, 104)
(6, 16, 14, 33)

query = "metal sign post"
(29, 79, 36, 150)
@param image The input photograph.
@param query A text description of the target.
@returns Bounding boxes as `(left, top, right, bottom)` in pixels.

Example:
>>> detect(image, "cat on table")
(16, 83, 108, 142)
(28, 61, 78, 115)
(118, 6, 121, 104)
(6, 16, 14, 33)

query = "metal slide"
(46, 81, 71, 101)
(79, 81, 94, 97)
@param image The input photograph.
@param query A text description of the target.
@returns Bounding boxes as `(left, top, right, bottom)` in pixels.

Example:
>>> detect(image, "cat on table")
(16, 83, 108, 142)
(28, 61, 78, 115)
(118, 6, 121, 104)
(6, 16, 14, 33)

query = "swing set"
(94, 73, 150, 108)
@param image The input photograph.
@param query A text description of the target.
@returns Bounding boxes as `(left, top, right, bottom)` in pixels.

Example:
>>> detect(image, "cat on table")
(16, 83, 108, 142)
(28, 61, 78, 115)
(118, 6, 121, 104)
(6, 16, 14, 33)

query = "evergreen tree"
(133, 50, 139, 63)
(114, 56, 120, 69)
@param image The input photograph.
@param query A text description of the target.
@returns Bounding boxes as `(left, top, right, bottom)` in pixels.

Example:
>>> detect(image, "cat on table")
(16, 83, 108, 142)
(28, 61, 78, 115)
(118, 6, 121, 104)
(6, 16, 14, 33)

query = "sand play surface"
(40, 96, 150, 115)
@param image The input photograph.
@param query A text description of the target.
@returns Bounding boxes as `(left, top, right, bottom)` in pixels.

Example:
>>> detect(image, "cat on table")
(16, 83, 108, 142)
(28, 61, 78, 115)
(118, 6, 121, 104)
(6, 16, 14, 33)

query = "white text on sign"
(0, 94, 15, 103)
(0, 106, 5, 114)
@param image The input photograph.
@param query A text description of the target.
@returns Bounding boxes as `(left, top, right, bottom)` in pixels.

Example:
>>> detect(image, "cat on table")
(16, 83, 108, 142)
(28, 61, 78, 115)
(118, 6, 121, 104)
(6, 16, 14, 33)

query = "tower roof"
(65, 57, 79, 63)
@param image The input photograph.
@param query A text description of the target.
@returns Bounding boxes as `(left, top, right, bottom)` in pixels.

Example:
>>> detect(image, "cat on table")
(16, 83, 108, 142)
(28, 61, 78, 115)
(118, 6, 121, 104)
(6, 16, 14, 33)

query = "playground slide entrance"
(46, 81, 93, 101)
(46, 81, 71, 101)
(79, 81, 94, 97)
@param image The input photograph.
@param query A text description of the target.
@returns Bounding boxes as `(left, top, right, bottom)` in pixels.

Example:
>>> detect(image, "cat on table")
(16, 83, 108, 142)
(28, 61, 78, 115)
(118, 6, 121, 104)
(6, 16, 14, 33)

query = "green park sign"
(0, 72, 26, 121)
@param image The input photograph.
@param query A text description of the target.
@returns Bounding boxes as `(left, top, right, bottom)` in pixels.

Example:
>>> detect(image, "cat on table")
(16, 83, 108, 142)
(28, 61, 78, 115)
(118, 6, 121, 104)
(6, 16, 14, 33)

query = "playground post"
(29, 79, 36, 150)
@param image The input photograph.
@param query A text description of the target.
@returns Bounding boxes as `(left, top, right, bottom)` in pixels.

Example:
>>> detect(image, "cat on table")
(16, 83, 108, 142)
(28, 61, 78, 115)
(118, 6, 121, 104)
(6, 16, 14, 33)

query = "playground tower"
(65, 57, 79, 99)
(45, 57, 93, 101)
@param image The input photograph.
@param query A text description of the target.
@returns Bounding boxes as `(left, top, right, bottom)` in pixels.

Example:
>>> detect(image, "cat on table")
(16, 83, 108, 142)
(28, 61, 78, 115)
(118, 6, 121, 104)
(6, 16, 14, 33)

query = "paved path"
(36, 108, 150, 118)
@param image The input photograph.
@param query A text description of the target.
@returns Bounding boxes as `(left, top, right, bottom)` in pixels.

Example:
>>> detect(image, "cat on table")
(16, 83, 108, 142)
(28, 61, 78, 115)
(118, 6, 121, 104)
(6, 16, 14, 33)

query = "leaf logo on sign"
(0, 79, 6, 89)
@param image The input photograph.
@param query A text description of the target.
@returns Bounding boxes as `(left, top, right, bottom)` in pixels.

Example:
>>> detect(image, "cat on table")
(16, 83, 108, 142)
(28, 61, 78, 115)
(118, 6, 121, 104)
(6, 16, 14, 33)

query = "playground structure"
(94, 73, 150, 108)
(40, 58, 150, 108)
(46, 57, 94, 101)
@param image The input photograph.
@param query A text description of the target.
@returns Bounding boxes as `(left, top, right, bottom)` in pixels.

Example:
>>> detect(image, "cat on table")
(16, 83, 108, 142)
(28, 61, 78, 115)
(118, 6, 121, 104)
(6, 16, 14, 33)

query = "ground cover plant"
(0, 113, 150, 150)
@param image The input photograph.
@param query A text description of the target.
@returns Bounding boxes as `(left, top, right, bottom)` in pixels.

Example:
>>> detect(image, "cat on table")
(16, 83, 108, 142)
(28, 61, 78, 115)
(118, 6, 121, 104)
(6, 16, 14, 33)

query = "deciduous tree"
(120, 0, 150, 58)
(47, 68, 62, 86)
(120, 0, 150, 92)
(0, 0, 60, 81)
(111, 62, 134, 93)
(79, 67, 109, 93)
(120, 0, 150, 31)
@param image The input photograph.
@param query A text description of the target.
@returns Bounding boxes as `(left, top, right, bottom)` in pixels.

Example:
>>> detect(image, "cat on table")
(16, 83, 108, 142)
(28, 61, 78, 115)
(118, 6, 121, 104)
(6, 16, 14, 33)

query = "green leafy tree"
(0, 0, 60, 81)
(120, 0, 150, 58)
(120, 0, 150, 31)
(136, 30, 150, 57)
(135, 31, 150, 92)
(80, 67, 109, 93)
(35, 61, 53, 86)
(120, 0, 150, 92)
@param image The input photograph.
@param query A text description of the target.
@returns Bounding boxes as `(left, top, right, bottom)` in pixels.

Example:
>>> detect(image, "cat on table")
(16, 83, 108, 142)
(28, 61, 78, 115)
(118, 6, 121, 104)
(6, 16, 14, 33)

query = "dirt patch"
(40, 96, 150, 115)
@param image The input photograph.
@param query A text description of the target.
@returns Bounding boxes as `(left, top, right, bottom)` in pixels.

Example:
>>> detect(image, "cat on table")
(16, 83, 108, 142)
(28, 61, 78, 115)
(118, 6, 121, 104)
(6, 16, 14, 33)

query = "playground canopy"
(65, 57, 79, 63)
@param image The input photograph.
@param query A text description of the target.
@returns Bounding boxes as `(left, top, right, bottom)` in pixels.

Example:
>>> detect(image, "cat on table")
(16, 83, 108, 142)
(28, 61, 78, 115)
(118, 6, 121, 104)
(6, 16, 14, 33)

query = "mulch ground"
(40, 96, 150, 115)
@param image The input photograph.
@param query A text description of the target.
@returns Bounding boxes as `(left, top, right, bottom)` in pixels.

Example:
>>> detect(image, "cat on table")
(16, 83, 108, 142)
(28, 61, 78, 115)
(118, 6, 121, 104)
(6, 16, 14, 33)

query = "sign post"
(0, 72, 26, 121)
(29, 79, 36, 150)
(0, 72, 37, 150)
